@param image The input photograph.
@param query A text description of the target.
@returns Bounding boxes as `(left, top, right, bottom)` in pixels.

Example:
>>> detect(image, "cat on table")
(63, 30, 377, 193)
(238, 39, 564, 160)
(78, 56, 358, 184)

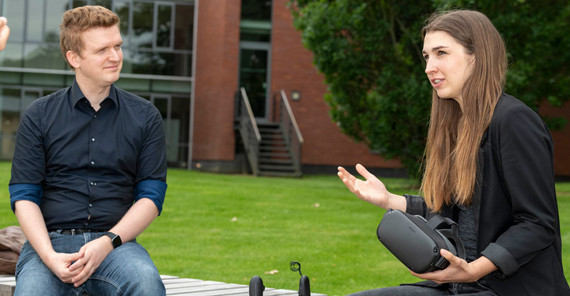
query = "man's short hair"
(59, 5, 120, 68)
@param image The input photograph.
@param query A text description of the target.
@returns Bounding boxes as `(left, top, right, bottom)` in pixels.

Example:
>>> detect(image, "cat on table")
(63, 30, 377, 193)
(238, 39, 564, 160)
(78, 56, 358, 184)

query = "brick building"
(0, 0, 568, 177)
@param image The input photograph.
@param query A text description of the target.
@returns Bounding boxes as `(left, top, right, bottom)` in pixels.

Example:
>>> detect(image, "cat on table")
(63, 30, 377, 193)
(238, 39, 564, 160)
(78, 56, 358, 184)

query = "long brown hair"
(420, 10, 507, 211)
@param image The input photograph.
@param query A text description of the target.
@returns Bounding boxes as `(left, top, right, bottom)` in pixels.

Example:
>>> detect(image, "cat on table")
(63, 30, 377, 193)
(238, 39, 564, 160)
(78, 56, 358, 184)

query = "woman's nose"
(425, 59, 437, 74)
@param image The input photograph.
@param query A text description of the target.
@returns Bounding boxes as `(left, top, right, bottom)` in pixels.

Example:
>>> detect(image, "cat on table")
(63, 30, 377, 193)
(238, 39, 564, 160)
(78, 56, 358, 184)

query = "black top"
(405, 93, 570, 295)
(9, 80, 167, 231)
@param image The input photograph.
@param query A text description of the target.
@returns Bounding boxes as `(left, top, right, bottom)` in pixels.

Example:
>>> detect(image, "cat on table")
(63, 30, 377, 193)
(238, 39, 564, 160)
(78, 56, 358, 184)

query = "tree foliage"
(290, 0, 570, 178)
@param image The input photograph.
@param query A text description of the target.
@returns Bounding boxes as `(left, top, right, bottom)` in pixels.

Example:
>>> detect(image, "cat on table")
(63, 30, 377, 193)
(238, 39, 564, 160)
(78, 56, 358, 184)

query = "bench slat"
(0, 274, 327, 295)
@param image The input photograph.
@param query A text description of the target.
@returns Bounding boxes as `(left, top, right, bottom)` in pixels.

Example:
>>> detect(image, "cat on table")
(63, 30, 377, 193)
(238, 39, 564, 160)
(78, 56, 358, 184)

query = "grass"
(1, 161, 569, 295)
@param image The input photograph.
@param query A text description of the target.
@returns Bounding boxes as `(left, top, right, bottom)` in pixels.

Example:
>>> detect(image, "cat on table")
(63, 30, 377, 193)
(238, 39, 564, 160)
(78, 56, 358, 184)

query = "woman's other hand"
(337, 164, 406, 211)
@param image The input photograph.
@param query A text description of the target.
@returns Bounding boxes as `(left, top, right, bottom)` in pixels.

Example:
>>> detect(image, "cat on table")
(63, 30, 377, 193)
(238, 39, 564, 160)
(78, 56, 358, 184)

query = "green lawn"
(1, 161, 569, 295)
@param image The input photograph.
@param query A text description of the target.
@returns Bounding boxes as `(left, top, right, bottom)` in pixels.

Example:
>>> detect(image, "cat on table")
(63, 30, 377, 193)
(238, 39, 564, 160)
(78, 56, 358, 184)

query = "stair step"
(259, 171, 302, 177)
(260, 164, 296, 171)
(259, 158, 294, 164)
(260, 152, 290, 158)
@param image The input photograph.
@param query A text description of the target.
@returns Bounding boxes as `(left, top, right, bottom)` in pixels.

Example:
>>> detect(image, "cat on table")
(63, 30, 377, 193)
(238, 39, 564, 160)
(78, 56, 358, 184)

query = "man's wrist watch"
(104, 232, 123, 248)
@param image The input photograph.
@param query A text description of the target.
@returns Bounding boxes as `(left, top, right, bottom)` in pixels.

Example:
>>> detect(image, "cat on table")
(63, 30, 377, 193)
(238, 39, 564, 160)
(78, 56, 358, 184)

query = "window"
(239, 0, 272, 119)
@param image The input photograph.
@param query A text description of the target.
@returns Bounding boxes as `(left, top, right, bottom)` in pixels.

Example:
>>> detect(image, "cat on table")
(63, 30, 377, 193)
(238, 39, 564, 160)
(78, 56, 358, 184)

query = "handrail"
(240, 88, 262, 141)
(276, 90, 304, 176)
(237, 87, 261, 175)
(279, 90, 304, 144)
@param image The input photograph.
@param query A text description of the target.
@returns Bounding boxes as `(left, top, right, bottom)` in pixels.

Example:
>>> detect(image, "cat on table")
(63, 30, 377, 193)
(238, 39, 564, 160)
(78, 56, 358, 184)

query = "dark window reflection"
(132, 2, 154, 49)
(115, 0, 131, 47)
(92, 0, 113, 7)
(73, 0, 89, 8)
(239, 49, 268, 117)
(129, 51, 191, 76)
(241, 0, 272, 21)
(174, 4, 194, 50)
(157, 4, 172, 48)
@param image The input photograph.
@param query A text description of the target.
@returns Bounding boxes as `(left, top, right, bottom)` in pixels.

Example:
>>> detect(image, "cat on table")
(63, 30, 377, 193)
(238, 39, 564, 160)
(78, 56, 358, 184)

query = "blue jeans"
(14, 232, 165, 296)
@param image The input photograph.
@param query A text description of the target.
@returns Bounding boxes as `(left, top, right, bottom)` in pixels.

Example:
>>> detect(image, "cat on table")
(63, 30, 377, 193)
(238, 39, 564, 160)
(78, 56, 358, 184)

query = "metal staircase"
(258, 122, 298, 177)
(236, 88, 303, 177)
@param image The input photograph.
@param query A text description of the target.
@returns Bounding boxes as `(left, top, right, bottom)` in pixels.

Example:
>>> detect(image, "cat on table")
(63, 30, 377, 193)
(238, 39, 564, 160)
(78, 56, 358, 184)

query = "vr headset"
(377, 209, 465, 273)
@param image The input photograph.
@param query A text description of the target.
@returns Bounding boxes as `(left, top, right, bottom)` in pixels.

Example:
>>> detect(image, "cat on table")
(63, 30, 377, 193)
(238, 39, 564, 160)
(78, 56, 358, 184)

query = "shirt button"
(89, 204, 93, 208)
(90, 161, 95, 166)
(91, 138, 96, 142)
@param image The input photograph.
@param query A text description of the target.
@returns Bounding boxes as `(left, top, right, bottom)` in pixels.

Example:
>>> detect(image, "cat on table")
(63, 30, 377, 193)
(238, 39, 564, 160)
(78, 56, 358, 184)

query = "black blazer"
(406, 93, 570, 295)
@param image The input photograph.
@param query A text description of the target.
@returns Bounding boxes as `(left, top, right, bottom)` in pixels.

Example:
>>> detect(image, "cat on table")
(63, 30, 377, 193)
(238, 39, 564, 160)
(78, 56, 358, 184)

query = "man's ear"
(66, 50, 80, 69)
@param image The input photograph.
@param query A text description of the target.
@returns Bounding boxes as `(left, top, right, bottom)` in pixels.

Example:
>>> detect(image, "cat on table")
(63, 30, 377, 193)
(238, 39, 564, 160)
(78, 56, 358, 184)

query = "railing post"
(237, 87, 261, 176)
(276, 90, 304, 176)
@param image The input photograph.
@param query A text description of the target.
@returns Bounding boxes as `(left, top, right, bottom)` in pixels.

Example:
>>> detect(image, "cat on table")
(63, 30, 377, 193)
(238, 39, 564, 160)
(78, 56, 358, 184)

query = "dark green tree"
(290, 0, 570, 179)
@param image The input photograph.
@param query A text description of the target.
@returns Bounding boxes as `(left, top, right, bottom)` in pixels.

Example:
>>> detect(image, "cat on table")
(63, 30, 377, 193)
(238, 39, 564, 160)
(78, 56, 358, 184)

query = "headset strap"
(427, 215, 466, 260)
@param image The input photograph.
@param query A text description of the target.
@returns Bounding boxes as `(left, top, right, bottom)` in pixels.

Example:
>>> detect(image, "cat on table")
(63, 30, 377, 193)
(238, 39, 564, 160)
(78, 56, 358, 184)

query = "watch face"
(106, 232, 122, 248)
(112, 235, 122, 248)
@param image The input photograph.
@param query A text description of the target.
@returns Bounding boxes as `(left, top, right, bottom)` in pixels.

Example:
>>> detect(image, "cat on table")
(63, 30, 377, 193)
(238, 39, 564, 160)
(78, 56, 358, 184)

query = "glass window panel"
(152, 80, 191, 94)
(73, 0, 88, 8)
(92, 0, 112, 9)
(171, 96, 189, 143)
(115, 78, 150, 92)
(114, 0, 130, 47)
(132, 2, 153, 49)
(241, 0, 272, 21)
(22, 90, 40, 113)
(45, 0, 70, 42)
(130, 51, 152, 74)
(26, 0, 45, 42)
(239, 48, 268, 117)
(129, 51, 191, 76)
(24, 44, 66, 70)
(174, 4, 194, 50)
(169, 52, 192, 76)
(156, 4, 172, 48)
(153, 97, 168, 118)
(0, 71, 21, 85)
(240, 31, 270, 42)
(23, 73, 68, 88)
(4, 1, 25, 42)
(0, 43, 23, 67)
(121, 49, 133, 74)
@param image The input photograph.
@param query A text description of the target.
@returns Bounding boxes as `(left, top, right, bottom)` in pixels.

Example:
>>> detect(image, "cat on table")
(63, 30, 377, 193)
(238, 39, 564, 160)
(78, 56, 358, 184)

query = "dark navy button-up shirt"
(9, 80, 167, 231)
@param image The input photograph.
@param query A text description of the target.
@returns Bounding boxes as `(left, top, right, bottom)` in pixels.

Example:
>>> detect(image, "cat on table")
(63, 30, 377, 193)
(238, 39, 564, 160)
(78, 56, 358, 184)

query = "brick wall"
(540, 101, 570, 176)
(269, 0, 402, 170)
(192, 0, 240, 163)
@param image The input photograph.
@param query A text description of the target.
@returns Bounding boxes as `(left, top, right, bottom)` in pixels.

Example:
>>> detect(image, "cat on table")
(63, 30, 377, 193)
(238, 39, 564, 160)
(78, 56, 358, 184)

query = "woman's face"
(422, 31, 475, 103)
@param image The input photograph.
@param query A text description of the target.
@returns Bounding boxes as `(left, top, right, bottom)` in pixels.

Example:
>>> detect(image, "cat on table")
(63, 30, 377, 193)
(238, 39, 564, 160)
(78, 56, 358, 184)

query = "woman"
(338, 10, 570, 296)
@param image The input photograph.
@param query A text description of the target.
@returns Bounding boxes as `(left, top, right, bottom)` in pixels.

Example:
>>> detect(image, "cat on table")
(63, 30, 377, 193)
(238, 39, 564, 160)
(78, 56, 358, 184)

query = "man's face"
(73, 25, 123, 88)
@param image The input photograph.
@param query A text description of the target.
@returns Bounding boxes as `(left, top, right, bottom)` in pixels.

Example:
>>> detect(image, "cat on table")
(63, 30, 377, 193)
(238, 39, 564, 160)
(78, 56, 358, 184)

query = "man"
(9, 6, 167, 295)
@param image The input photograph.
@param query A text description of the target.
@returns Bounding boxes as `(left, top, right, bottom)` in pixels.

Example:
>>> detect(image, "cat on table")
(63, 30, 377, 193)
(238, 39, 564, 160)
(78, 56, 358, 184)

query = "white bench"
(0, 274, 327, 295)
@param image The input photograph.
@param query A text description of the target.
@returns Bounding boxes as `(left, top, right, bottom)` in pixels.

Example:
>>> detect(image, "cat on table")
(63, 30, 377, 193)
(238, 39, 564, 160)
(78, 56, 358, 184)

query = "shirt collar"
(70, 79, 119, 108)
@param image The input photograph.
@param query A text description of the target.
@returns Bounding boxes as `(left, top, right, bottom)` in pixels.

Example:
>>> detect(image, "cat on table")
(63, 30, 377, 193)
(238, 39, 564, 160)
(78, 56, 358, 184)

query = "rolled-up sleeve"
(405, 194, 429, 216)
(135, 180, 167, 215)
(134, 99, 168, 215)
(9, 184, 43, 212)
